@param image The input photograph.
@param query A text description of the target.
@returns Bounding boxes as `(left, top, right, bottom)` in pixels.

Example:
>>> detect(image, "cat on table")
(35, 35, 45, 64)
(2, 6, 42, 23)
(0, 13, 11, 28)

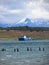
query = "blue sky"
(0, 0, 49, 24)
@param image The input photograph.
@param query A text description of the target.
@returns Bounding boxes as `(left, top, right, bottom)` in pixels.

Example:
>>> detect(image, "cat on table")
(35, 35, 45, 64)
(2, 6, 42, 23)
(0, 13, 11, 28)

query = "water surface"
(0, 40, 49, 65)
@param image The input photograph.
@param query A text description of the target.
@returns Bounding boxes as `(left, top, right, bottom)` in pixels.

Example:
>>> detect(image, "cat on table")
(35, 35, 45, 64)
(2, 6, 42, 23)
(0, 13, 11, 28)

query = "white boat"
(18, 35, 32, 41)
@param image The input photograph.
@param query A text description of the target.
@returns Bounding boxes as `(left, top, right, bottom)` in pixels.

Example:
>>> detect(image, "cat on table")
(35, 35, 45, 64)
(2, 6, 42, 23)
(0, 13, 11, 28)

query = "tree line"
(0, 26, 49, 32)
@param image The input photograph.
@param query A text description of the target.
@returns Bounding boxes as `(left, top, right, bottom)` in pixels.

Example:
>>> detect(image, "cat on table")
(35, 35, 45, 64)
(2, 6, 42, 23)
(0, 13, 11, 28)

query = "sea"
(0, 40, 49, 65)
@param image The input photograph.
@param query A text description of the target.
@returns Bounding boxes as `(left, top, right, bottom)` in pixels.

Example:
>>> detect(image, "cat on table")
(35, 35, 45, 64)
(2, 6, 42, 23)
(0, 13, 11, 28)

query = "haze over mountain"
(15, 18, 49, 27)
(0, 18, 49, 27)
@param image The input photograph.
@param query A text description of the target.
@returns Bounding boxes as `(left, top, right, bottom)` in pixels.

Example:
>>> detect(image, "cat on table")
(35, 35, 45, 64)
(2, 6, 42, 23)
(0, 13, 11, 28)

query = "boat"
(18, 35, 32, 41)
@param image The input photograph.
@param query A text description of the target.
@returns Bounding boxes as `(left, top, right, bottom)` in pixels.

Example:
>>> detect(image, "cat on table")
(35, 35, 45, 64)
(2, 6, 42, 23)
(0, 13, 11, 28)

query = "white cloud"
(0, 5, 22, 15)
(0, 0, 49, 24)
(0, 5, 7, 11)
(23, 0, 49, 19)
(25, 9, 49, 19)
(31, 8, 49, 19)
(24, 1, 33, 8)
(0, 6, 4, 10)
(8, 9, 22, 14)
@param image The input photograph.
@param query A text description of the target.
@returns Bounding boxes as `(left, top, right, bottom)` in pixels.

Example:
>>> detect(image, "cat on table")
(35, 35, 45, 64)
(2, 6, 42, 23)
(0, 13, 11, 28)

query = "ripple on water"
(6, 55, 12, 58)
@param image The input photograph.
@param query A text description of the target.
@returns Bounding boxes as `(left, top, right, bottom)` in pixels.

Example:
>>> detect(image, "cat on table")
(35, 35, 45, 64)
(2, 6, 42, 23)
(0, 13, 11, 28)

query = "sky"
(0, 0, 49, 24)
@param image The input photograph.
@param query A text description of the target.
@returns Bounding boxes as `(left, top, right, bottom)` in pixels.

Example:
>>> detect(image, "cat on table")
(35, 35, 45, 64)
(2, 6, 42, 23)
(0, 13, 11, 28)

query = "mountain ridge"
(12, 18, 49, 27)
(0, 18, 49, 27)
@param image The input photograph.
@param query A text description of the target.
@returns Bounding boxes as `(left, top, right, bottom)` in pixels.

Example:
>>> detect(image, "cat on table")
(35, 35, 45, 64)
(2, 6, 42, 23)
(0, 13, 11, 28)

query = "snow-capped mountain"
(14, 18, 33, 27)
(12, 18, 49, 27)
(0, 18, 49, 27)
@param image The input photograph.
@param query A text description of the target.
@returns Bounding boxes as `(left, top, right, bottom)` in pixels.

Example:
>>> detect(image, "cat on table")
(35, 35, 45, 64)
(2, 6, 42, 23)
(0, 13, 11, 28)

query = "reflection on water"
(0, 40, 49, 65)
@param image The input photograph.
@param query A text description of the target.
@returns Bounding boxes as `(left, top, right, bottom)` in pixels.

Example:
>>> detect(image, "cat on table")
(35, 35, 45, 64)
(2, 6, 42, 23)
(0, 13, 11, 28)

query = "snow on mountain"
(13, 18, 34, 27)
(0, 18, 49, 27)
(13, 18, 49, 27)
(32, 18, 49, 27)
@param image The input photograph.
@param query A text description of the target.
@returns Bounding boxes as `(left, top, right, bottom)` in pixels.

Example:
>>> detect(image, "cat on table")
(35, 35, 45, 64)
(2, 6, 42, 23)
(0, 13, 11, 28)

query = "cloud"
(0, 0, 49, 24)
(0, 5, 22, 15)
(22, 0, 49, 19)
(8, 9, 22, 14)
(44, 0, 49, 3)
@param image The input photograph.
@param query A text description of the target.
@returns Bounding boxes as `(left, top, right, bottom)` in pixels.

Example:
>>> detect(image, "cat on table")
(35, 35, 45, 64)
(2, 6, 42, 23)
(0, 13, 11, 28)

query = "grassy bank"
(0, 30, 49, 40)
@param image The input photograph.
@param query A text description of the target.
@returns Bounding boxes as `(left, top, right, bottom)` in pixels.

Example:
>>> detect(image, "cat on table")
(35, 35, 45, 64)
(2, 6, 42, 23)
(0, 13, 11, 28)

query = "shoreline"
(0, 38, 49, 40)
(0, 39, 49, 42)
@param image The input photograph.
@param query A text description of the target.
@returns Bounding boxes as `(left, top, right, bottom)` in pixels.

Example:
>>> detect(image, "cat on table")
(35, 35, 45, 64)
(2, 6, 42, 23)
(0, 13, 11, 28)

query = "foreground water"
(0, 40, 49, 65)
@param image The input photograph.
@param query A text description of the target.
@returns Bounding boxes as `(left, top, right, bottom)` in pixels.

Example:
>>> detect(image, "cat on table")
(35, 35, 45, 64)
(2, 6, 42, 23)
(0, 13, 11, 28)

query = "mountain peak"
(25, 18, 31, 23)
